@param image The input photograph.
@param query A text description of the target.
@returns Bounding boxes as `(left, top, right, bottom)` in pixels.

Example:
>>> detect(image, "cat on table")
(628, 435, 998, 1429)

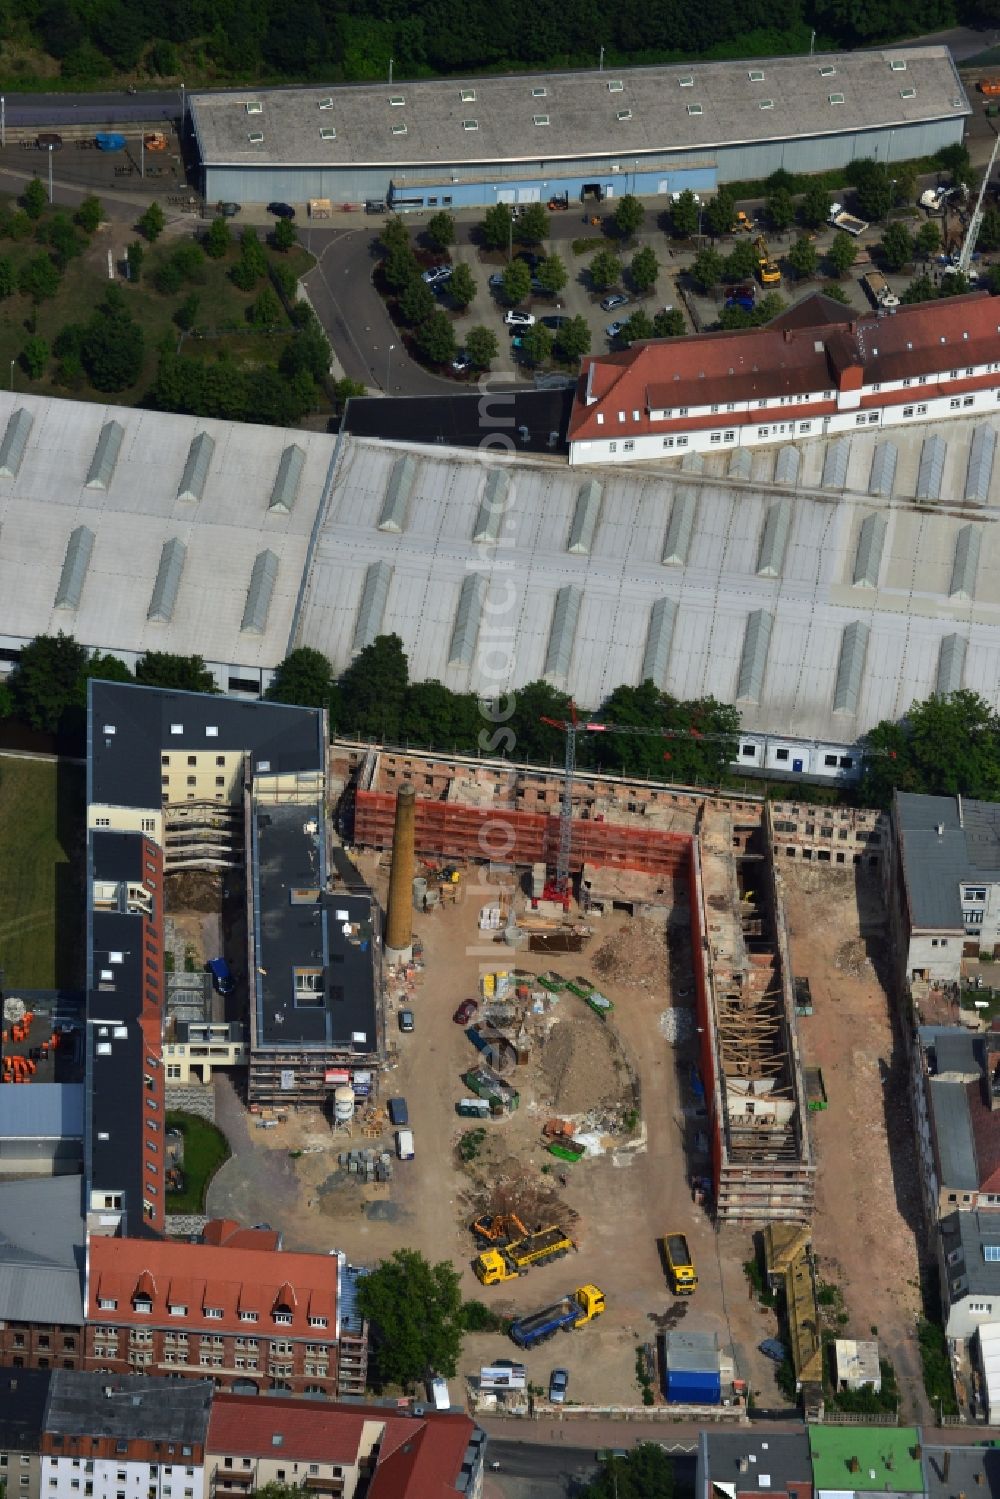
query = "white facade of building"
(40, 1457, 205, 1499)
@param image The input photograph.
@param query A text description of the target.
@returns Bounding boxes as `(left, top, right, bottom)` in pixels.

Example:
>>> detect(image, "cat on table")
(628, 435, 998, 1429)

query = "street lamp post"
(1, 96, 5, 150)
(9, 359, 14, 392)
(179, 82, 185, 140)
(386, 343, 395, 391)
(47, 144, 53, 204)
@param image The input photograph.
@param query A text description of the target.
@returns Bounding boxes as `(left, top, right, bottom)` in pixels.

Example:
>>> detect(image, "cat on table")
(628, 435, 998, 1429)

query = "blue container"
(666, 1369, 721, 1405)
(95, 132, 126, 151)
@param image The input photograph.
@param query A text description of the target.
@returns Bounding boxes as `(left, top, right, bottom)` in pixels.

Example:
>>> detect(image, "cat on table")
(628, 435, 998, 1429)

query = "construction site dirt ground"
(207, 861, 789, 1408)
(778, 861, 930, 1423)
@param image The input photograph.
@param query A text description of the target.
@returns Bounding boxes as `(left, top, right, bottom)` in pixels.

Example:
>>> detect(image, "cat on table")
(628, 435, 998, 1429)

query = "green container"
(548, 1142, 585, 1163)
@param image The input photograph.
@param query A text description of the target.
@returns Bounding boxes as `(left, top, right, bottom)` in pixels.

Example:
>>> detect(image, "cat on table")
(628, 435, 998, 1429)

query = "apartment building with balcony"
(83, 1236, 366, 1399)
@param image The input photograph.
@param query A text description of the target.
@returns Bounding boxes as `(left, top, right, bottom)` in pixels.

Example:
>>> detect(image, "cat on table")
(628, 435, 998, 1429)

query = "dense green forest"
(3, 0, 996, 90)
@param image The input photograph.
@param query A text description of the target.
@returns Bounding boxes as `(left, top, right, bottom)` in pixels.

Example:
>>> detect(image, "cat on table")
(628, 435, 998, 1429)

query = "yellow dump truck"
(474, 1225, 575, 1285)
(662, 1231, 698, 1294)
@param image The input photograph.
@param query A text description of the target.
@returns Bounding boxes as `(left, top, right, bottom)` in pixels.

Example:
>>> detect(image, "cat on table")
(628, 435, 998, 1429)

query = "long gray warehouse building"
(189, 45, 969, 210)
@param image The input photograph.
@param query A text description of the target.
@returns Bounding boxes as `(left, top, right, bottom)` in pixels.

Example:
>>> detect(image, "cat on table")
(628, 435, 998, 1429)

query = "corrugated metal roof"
(822, 437, 851, 490)
(0, 1262, 83, 1326)
(85, 419, 124, 490)
(853, 513, 887, 588)
(965, 425, 996, 507)
(916, 433, 947, 502)
(736, 609, 773, 703)
(950, 524, 981, 601)
(378, 453, 416, 533)
(148, 537, 186, 623)
(473, 468, 510, 544)
(833, 620, 869, 714)
(937, 632, 967, 695)
(642, 598, 676, 688)
(869, 440, 897, 497)
(241, 549, 279, 635)
(268, 443, 305, 514)
(449, 572, 485, 667)
(756, 499, 791, 578)
(54, 525, 95, 610)
(545, 585, 582, 682)
(568, 478, 602, 555)
(662, 487, 697, 565)
(0, 407, 31, 479)
(177, 431, 215, 503)
(353, 560, 392, 652)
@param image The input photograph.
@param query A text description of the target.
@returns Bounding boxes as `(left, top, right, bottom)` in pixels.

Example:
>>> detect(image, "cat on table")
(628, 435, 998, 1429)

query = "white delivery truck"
(395, 1128, 414, 1160)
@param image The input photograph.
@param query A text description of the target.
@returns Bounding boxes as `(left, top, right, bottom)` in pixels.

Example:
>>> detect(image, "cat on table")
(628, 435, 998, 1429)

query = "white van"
(429, 1376, 451, 1411)
(395, 1128, 414, 1160)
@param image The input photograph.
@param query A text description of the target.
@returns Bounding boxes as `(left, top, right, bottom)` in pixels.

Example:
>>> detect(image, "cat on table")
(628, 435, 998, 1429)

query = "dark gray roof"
(88, 680, 325, 809)
(929, 1078, 978, 1190)
(0, 1367, 51, 1452)
(45, 1370, 213, 1444)
(699, 1430, 813, 1498)
(939, 1209, 1000, 1297)
(929, 1029, 982, 1078)
(344, 388, 573, 454)
(924, 1445, 1000, 1499)
(896, 792, 1000, 930)
(0, 1083, 84, 1139)
(0, 1176, 85, 1327)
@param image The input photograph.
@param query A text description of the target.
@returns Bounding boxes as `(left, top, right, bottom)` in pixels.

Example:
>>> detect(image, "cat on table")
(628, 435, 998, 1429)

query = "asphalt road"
(484, 1437, 696, 1499)
(0, 90, 181, 127)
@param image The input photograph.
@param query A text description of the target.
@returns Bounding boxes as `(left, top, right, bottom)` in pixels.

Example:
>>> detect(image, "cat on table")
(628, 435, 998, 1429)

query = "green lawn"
(0, 755, 84, 990)
(0, 199, 315, 408)
(166, 1111, 231, 1213)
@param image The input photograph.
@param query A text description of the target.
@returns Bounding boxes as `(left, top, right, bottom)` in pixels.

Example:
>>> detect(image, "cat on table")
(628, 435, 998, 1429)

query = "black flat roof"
(45, 1370, 213, 1443)
(0, 1367, 51, 1450)
(343, 387, 573, 454)
(253, 803, 377, 1050)
(88, 681, 324, 809)
(92, 829, 146, 883)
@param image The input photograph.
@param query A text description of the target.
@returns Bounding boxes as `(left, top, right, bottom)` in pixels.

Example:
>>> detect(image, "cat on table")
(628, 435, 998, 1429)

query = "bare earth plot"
(779, 862, 929, 1422)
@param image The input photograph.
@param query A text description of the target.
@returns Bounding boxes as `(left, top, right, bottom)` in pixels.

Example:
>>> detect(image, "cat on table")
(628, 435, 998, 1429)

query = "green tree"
(724, 239, 758, 282)
(690, 246, 723, 293)
(266, 647, 334, 707)
(383, 243, 419, 292)
(204, 217, 231, 259)
(653, 307, 686, 337)
(425, 210, 455, 252)
(22, 177, 46, 221)
(379, 217, 410, 256)
(536, 253, 568, 296)
(7, 210, 32, 241)
(240, 227, 268, 278)
(614, 193, 645, 241)
(0, 256, 15, 298)
(273, 216, 297, 252)
(718, 305, 753, 330)
(172, 242, 205, 284)
(356, 1249, 464, 1389)
(20, 336, 49, 379)
(752, 291, 786, 323)
(582, 1441, 674, 1499)
(10, 632, 88, 732)
(503, 680, 572, 761)
(447, 262, 476, 308)
(915, 219, 942, 259)
(766, 186, 795, 232)
(901, 274, 936, 304)
(401, 681, 481, 751)
(589, 248, 623, 291)
(248, 286, 282, 326)
(861, 691, 1000, 807)
(126, 240, 144, 282)
(480, 202, 513, 252)
(881, 221, 913, 272)
(417, 310, 457, 365)
(514, 201, 549, 245)
(621, 309, 653, 342)
(703, 187, 736, 240)
(671, 190, 699, 239)
(822, 283, 850, 304)
(156, 257, 184, 294)
(629, 244, 658, 293)
(279, 317, 331, 382)
(853, 163, 893, 222)
(19, 253, 60, 303)
(174, 293, 201, 331)
(828, 232, 858, 279)
(465, 324, 498, 369)
(519, 321, 552, 366)
(138, 201, 166, 241)
(75, 195, 102, 233)
(135, 652, 218, 693)
(799, 180, 831, 229)
(80, 291, 145, 391)
(500, 257, 531, 305)
(787, 236, 819, 280)
(591, 682, 738, 784)
(555, 314, 591, 361)
(333, 634, 409, 740)
(400, 275, 436, 325)
(893, 162, 918, 207)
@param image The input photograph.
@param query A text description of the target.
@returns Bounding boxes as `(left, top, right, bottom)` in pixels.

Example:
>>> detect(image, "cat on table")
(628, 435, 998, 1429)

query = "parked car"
(541, 315, 569, 330)
(216, 201, 241, 217)
(453, 999, 478, 1024)
(398, 1009, 415, 1033)
(451, 351, 472, 374)
(489, 271, 505, 289)
(759, 1338, 788, 1364)
(516, 250, 542, 271)
(388, 1097, 409, 1126)
(267, 201, 296, 219)
(606, 319, 629, 339)
(505, 310, 535, 327)
(207, 958, 235, 996)
(600, 293, 629, 313)
(422, 264, 453, 285)
(548, 1368, 569, 1404)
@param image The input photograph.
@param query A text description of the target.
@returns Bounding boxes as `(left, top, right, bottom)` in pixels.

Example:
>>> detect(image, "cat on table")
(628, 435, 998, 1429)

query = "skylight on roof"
(318, 97, 334, 109)
(462, 118, 479, 130)
(828, 92, 845, 105)
(248, 132, 264, 143)
(391, 123, 407, 135)
(608, 79, 624, 93)
(819, 64, 836, 77)
(759, 99, 774, 109)
(748, 69, 765, 81)
(687, 102, 703, 115)
(617, 109, 632, 121)
(532, 86, 547, 97)
(319, 126, 336, 140)
(678, 74, 694, 86)
(460, 88, 477, 102)
(900, 86, 916, 99)
(985, 1244, 1000, 1261)
(389, 95, 405, 106)
(533, 114, 550, 126)
(890, 58, 907, 70)
(245, 101, 262, 115)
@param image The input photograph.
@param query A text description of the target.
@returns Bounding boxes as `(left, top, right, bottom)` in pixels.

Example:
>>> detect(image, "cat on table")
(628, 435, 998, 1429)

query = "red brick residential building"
(84, 1237, 367, 1398)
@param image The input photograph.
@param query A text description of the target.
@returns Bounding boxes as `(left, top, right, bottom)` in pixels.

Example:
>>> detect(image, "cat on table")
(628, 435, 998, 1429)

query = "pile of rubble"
(592, 918, 669, 989)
